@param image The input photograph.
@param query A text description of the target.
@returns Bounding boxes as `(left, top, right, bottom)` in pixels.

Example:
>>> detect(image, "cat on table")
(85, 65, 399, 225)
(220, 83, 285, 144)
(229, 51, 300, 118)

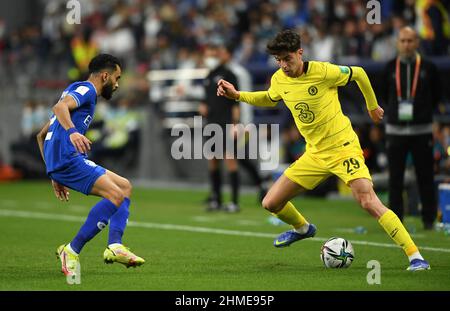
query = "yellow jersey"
(267, 61, 362, 153)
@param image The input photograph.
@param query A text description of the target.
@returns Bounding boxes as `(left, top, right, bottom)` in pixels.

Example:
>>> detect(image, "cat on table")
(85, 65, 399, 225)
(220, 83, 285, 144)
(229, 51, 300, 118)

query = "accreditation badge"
(398, 100, 413, 121)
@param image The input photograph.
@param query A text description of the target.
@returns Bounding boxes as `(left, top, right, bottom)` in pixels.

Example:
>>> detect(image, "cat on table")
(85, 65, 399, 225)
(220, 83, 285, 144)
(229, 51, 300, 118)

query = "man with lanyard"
(382, 26, 441, 229)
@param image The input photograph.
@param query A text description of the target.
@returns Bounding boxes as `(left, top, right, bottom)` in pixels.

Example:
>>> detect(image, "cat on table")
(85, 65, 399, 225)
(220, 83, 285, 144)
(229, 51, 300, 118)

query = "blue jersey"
(44, 81, 97, 173)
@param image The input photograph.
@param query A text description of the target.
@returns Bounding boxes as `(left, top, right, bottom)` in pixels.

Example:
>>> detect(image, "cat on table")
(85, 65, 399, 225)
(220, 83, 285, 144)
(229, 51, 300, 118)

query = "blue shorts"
(48, 156, 106, 195)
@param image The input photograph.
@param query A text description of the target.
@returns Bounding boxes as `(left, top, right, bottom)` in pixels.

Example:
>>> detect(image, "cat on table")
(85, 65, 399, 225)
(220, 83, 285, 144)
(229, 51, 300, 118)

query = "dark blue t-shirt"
(44, 81, 97, 173)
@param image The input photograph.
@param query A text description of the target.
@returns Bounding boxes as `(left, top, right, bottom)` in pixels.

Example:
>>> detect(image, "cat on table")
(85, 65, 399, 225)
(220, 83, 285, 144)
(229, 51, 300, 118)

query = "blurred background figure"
(382, 27, 441, 229)
(199, 42, 240, 213)
(224, 42, 269, 203)
(69, 27, 98, 81)
(89, 97, 141, 173)
(10, 99, 50, 178)
(416, 0, 450, 56)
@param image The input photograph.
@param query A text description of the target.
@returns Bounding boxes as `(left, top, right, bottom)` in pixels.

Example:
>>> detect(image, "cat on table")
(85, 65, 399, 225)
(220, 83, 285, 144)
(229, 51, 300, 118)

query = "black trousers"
(386, 134, 437, 225)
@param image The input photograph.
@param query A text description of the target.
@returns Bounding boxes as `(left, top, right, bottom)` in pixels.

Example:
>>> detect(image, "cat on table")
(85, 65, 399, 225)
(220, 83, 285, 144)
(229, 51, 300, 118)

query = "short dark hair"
(88, 54, 121, 74)
(266, 29, 302, 55)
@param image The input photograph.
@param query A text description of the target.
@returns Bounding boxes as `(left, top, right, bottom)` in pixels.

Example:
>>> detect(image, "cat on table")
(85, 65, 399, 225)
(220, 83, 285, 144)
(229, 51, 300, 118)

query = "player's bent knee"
(359, 194, 386, 218)
(357, 193, 377, 212)
(122, 178, 132, 198)
(261, 196, 281, 213)
(104, 190, 126, 207)
(261, 196, 271, 211)
(359, 196, 372, 211)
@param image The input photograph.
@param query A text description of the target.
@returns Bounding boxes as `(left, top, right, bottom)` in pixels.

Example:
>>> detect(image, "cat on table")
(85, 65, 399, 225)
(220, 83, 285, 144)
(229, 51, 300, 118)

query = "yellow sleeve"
(350, 66, 379, 111)
(239, 91, 278, 107)
(238, 74, 280, 107)
(325, 63, 353, 87)
(267, 75, 282, 102)
(325, 63, 379, 111)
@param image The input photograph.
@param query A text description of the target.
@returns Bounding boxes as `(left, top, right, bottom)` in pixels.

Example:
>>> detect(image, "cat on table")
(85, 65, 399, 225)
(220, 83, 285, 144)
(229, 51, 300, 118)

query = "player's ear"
(101, 71, 109, 83)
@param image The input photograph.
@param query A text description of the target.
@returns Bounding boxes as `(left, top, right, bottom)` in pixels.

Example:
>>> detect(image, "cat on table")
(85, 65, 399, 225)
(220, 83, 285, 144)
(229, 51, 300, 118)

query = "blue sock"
(108, 198, 130, 245)
(70, 199, 117, 254)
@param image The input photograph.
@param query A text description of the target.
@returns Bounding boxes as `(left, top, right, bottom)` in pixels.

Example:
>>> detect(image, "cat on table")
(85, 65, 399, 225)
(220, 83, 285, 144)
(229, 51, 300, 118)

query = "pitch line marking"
(0, 209, 449, 253)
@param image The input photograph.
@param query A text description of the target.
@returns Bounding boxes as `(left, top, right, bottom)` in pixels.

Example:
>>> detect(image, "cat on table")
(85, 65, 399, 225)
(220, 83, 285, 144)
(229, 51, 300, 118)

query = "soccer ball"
(320, 237, 355, 268)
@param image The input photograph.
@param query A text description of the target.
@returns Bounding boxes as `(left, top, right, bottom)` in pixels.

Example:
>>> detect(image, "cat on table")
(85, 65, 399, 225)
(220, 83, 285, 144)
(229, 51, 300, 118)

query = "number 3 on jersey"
(343, 158, 360, 175)
(294, 102, 315, 124)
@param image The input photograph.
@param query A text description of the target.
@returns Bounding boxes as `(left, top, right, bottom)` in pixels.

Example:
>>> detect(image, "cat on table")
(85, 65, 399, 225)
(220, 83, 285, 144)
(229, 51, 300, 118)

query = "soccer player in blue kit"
(36, 54, 145, 283)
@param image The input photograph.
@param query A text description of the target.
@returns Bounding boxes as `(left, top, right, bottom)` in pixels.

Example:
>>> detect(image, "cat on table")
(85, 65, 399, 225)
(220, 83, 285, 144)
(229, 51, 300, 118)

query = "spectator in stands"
(393, 0, 416, 25)
(432, 122, 448, 174)
(10, 100, 50, 178)
(311, 24, 336, 61)
(370, 20, 398, 61)
(417, 0, 450, 56)
(69, 27, 98, 81)
(338, 18, 364, 62)
(90, 97, 141, 170)
(382, 26, 441, 229)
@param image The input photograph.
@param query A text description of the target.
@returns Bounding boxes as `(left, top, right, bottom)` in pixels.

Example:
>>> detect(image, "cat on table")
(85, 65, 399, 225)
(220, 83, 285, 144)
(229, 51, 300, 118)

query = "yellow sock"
(274, 201, 308, 229)
(378, 209, 418, 256)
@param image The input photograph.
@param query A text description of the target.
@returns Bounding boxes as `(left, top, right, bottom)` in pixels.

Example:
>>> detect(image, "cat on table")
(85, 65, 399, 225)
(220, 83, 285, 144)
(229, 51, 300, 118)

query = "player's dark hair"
(88, 54, 121, 74)
(266, 29, 302, 55)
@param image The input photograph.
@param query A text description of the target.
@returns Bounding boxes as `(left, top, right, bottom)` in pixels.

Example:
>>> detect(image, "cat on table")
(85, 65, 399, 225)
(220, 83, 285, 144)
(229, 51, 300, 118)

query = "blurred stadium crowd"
(1, 0, 449, 71)
(0, 0, 449, 186)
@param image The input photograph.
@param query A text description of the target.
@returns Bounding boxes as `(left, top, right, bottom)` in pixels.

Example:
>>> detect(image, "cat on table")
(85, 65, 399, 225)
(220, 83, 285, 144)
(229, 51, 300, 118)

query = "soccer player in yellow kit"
(217, 30, 429, 271)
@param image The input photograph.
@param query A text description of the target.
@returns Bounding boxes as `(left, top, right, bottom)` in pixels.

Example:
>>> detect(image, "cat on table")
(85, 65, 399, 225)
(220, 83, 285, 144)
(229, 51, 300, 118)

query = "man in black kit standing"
(199, 42, 240, 212)
(382, 26, 441, 230)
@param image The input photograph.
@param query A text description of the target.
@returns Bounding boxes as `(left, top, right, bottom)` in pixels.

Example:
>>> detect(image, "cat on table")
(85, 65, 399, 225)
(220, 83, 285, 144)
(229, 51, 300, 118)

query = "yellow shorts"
(284, 139, 372, 190)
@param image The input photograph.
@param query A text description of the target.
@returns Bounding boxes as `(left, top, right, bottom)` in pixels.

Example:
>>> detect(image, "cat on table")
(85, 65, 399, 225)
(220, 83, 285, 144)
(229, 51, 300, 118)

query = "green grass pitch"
(0, 181, 449, 290)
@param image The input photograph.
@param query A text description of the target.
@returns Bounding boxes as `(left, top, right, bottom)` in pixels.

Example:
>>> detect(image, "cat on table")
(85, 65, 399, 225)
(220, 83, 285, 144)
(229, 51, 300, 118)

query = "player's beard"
(101, 80, 114, 100)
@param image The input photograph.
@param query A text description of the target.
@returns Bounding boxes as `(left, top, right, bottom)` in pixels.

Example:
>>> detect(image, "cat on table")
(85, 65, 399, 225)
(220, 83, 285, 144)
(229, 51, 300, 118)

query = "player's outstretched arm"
(351, 66, 384, 124)
(217, 79, 278, 107)
(52, 96, 92, 154)
(217, 79, 240, 100)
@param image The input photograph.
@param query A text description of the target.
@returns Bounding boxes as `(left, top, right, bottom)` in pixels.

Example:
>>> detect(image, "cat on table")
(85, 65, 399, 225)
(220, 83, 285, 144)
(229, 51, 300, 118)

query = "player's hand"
(217, 79, 240, 100)
(69, 132, 91, 154)
(368, 106, 384, 124)
(52, 180, 69, 202)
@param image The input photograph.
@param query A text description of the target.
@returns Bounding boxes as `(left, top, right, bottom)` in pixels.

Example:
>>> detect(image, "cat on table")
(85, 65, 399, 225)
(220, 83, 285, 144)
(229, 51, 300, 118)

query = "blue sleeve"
(67, 84, 96, 107)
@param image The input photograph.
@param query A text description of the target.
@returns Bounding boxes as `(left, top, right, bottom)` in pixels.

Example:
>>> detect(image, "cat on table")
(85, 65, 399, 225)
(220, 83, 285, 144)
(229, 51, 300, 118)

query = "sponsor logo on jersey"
(294, 102, 315, 124)
(84, 115, 93, 127)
